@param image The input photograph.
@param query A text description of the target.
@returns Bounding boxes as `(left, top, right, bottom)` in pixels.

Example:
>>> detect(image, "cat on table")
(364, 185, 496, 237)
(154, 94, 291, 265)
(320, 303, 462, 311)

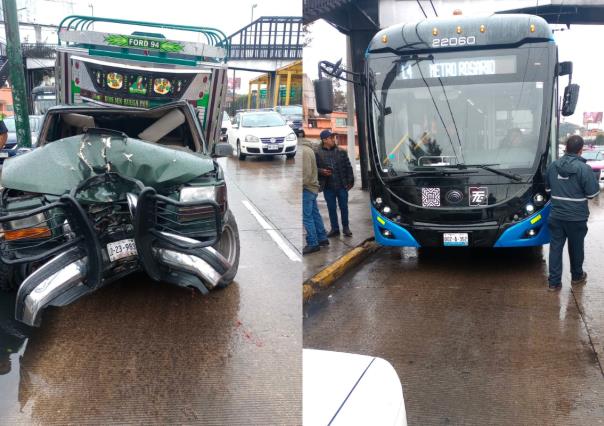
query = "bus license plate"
(107, 239, 137, 262)
(443, 233, 468, 247)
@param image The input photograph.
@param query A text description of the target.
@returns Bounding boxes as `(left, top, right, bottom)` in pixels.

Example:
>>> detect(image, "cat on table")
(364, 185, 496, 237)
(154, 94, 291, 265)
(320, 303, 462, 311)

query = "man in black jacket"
(545, 135, 600, 291)
(316, 129, 354, 237)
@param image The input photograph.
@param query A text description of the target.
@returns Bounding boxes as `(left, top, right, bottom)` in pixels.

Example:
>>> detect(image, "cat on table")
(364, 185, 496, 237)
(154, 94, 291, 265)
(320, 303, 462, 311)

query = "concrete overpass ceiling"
(303, 0, 379, 34)
(499, 2, 604, 26)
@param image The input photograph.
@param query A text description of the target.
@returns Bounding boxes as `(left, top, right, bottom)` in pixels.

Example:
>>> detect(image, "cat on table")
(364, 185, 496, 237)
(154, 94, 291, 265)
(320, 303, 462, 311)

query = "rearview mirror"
(562, 84, 580, 116)
(212, 142, 233, 158)
(314, 79, 334, 115)
(558, 61, 573, 77)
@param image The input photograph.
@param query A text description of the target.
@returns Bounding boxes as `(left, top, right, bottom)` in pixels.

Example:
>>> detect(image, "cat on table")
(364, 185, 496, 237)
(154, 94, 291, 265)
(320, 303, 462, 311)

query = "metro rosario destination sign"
(104, 34, 185, 53)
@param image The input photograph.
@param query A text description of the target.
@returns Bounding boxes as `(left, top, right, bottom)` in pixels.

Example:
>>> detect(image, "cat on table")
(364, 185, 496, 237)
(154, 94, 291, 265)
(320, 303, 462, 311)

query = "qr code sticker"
(422, 187, 441, 207)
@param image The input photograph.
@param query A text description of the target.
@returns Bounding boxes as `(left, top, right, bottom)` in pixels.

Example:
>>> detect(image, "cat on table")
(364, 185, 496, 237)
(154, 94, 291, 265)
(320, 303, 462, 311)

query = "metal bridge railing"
(226, 16, 303, 61)
(21, 43, 58, 59)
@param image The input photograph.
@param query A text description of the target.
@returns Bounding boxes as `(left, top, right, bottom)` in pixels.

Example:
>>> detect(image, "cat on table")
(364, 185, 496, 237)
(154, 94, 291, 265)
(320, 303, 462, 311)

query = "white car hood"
(239, 125, 294, 138)
(303, 349, 406, 426)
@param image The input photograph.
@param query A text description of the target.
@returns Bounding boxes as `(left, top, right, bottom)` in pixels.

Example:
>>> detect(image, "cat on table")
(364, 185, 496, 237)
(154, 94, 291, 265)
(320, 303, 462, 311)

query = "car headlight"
(2, 212, 51, 240)
(286, 133, 297, 141)
(178, 184, 228, 222)
(245, 135, 260, 143)
(180, 186, 216, 203)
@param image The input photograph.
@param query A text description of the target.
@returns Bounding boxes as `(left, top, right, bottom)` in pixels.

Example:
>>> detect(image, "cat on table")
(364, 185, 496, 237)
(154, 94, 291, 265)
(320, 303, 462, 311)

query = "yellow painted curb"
(303, 239, 379, 302)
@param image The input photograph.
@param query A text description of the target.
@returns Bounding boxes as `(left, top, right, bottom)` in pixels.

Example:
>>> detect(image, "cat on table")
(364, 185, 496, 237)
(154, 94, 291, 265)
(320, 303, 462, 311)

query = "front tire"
(237, 141, 246, 161)
(214, 209, 240, 288)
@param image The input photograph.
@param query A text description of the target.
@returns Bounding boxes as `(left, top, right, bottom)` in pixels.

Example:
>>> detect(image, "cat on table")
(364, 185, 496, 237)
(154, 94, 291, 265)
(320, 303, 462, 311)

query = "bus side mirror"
(557, 61, 573, 77)
(314, 79, 334, 115)
(562, 84, 580, 117)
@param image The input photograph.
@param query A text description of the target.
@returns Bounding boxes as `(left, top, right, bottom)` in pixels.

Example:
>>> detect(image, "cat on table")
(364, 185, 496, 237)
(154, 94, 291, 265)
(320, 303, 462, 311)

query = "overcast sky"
(304, 4, 604, 126)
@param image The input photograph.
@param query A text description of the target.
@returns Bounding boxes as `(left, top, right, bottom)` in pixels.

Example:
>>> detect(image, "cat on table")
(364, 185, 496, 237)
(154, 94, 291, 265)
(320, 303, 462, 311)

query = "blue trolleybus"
(316, 14, 579, 248)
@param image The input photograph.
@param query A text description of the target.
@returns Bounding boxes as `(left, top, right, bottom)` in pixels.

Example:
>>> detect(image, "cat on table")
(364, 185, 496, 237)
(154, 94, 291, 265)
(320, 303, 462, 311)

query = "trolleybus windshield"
(369, 46, 551, 176)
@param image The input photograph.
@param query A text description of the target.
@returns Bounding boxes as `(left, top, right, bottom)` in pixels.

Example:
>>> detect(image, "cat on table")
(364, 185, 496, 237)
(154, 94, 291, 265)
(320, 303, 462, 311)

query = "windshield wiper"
(450, 163, 523, 181)
(382, 168, 478, 183)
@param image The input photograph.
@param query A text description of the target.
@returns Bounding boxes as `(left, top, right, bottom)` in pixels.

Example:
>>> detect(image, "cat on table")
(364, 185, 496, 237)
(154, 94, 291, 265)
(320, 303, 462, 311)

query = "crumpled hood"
(555, 154, 586, 178)
(1, 133, 215, 196)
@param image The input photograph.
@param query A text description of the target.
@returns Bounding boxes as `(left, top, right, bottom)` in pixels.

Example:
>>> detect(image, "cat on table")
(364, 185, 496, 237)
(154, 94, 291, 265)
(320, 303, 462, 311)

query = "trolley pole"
(2, 0, 31, 147)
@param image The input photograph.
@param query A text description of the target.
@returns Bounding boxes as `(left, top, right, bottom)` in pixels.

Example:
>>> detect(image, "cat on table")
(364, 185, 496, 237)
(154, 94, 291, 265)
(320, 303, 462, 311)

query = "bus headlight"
(375, 197, 383, 207)
(525, 204, 535, 214)
(533, 193, 546, 207)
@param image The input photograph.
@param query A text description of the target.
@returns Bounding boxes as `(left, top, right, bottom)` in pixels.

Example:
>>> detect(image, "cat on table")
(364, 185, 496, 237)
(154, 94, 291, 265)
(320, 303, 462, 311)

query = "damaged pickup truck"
(0, 101, 240, 326)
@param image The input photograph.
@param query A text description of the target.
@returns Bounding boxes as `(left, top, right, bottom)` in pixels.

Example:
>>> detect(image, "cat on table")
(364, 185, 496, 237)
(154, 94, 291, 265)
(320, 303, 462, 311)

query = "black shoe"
(303, 245, 320, 255)
(319, 239, 330, 247)
(571, 272, 587, 286)
(326, 229, 340, 238)
(342, 226, 352, 237)
(548, 282, 562, 292)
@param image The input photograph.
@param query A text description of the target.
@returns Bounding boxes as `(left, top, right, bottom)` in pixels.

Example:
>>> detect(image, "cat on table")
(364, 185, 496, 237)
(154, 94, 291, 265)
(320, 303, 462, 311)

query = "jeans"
(548, 217, 588, 285)
(303, 189, 327, 247)
(323, 188, 349, 231)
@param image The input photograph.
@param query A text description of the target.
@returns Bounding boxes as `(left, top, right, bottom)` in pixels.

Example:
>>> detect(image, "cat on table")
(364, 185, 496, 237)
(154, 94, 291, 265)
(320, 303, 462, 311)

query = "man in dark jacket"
(316, 129, 354, 237)
(545, 135, 600, 291)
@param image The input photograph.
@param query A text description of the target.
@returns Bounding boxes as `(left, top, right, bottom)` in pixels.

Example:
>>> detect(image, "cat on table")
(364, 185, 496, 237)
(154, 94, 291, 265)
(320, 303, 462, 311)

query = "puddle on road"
(0, 291, 33, 416)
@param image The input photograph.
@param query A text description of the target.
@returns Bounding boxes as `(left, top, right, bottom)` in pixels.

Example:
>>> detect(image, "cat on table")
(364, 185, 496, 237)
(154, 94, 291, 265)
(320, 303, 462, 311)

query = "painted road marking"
(242, 200, 302, 263)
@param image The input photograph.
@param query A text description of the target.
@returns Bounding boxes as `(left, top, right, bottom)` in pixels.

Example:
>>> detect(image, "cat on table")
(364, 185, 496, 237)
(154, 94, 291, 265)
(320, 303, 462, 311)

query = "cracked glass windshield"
(369, 46, 550, 174)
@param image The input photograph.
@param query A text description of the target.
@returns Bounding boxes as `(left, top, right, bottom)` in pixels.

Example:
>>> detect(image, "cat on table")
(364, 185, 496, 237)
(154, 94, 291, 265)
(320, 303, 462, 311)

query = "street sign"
(259, 88, 267, 99)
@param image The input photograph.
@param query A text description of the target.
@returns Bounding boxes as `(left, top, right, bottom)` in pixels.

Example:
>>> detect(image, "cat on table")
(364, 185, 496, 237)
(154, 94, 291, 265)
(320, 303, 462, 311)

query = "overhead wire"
(416, 0, 427, 19)
(429, 0, 438, 17)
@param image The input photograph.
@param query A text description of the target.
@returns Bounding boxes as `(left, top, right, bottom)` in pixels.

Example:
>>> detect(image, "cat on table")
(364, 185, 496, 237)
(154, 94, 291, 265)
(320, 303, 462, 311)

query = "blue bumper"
(493, 202, 551, 247)
(371, 203, 551, 248)
(371, 206, 420, 247)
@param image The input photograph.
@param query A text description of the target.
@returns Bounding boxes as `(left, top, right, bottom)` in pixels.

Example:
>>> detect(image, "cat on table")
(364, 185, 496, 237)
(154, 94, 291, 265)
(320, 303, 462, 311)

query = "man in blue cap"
(316, 129, 354, 237)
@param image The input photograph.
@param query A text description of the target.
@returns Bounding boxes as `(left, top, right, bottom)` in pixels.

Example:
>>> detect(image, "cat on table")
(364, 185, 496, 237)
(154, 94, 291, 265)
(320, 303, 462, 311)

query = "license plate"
(0, 152, 8, 158)
(107, 239, 137, 262)
(443, 233, 469, 247)
(264, 144, 279, 150)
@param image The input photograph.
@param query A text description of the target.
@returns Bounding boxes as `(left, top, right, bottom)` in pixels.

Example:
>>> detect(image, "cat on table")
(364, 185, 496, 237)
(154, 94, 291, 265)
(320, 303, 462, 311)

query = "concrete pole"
(2, 0, 31, 147)
(346, 36, 356, 165)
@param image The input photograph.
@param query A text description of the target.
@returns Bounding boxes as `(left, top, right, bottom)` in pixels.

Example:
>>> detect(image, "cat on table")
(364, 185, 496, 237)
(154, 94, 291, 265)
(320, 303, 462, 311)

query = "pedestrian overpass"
(224, 16, 303, 111)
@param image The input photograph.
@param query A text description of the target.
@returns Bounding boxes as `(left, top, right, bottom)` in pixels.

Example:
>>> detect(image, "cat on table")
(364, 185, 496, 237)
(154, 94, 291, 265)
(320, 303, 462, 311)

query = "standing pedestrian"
(545, 135, 600, 291)
(302, 139, 328, 255)
(316, 129, 354, 237)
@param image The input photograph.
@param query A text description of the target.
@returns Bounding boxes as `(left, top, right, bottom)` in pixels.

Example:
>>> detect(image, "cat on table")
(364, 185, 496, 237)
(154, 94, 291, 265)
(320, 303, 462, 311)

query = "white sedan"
(227, 111, 297, 160)
(303, 349, 407, 426)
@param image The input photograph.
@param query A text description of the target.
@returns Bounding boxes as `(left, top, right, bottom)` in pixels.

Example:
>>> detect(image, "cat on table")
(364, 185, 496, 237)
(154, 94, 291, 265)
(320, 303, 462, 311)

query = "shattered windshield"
(368, 46, 551, 175)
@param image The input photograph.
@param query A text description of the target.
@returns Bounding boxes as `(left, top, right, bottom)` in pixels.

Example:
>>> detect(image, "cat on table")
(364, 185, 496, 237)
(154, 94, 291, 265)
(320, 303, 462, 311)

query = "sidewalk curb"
(303, 238, 380, 303)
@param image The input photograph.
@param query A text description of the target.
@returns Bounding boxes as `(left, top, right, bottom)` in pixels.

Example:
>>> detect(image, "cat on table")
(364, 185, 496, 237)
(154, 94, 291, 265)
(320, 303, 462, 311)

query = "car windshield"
(278, 106, 302, 116)
(368, 46, 550, 174)
(583, 150, 603, 161)
(241, 112, 285, 127)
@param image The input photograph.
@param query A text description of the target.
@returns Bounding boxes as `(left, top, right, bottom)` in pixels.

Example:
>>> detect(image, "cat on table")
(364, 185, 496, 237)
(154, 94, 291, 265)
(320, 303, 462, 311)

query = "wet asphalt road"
(0, 154, 301, 425)
(304, 193, 604, 425)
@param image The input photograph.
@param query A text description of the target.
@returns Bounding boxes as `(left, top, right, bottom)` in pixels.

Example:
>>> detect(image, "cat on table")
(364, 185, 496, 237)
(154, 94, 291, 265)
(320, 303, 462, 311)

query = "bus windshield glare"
(369, 47, 550, 175)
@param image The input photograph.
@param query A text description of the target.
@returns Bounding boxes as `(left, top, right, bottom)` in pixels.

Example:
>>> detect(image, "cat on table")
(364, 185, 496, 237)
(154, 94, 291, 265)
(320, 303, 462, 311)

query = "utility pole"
(345, 36, 356, 167)
(2, 0, 31, 147)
